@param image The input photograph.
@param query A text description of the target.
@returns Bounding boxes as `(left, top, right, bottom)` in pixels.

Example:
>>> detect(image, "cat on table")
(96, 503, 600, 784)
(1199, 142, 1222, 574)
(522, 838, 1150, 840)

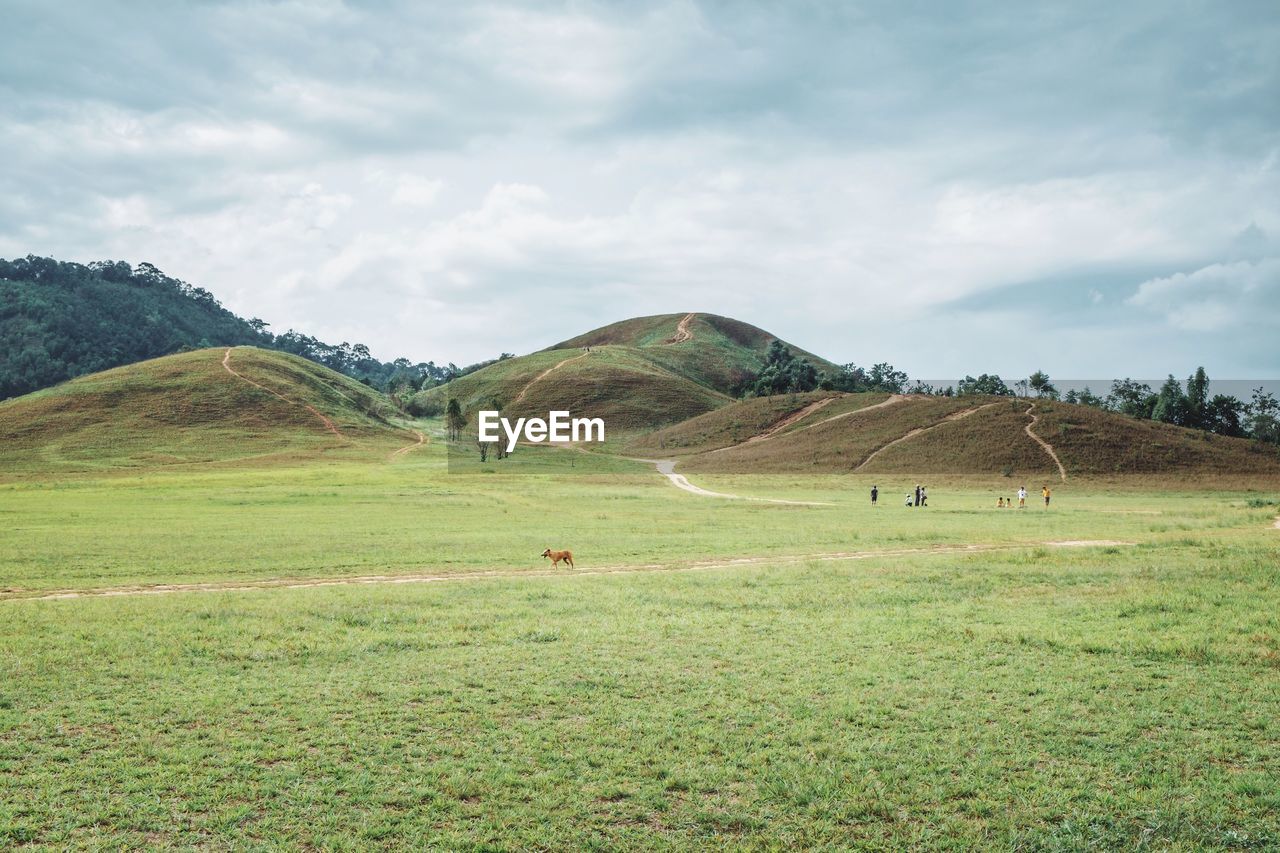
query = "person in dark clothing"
(914, 484, 921, 507)
(871, 485, 878, 505)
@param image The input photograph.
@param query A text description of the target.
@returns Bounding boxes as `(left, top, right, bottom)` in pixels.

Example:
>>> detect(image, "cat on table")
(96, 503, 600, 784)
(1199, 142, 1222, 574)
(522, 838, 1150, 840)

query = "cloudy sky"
(2, 1, 1278, 377)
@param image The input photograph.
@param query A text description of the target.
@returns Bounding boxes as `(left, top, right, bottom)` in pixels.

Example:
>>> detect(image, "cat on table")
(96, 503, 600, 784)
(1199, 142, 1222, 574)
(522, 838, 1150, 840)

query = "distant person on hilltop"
(871, 484, 878, 505)
(1018, 486, 1027, 508)
(1042, 485, 1052, 508)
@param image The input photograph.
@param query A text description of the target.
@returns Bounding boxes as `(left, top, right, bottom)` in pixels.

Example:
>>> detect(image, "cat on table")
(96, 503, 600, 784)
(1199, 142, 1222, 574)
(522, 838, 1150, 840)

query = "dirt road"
(630, 458, 832, 505)
(2, 540, 1131, 602)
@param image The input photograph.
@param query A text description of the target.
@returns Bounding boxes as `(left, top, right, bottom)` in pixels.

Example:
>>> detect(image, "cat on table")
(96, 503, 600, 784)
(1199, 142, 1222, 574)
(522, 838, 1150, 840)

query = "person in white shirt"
(1017, 486, 1027, 508)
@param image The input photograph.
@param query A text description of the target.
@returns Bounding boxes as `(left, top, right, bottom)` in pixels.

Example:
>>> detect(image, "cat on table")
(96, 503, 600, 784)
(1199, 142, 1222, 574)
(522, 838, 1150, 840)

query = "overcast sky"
(2, 1, 1277, 377)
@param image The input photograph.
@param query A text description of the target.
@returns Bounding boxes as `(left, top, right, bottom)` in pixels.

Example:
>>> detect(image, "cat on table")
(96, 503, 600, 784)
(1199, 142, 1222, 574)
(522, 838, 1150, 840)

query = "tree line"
(0, 255, 503, 402)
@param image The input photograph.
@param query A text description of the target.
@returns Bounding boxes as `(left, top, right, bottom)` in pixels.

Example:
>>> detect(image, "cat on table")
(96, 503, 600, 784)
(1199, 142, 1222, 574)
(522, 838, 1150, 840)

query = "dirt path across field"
(666, 312, 696, 343)
(1, 540, 1133, 603)
(222, 348, 344, 439)
(513, 351, 590, 404)
(391, 430, 427, 458)
(1025, 402, 1067, 482)
(711, 397, 836, 454)
(628, 458, 833, 505)
(855, 403, 1001, 471)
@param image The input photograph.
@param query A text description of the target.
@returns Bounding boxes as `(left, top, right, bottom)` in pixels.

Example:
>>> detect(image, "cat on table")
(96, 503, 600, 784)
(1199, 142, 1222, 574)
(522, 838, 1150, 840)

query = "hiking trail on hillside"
(855, 403, 1001, 471)
(711, 397, 836, 454)
(513, 351, 591, 405)
(222, 348, 344, 439)
(1025, 402, 1067, 482)
(392, 430, 427, 458)
(2, 540, 1132, 602)
(666, 312, 696, 343)
(788, 394, 908, 435)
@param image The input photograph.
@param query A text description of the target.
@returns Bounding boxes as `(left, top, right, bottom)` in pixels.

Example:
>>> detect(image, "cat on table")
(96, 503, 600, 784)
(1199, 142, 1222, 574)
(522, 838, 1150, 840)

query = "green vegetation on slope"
(0, 256, 451, 400)
(0, 347, 411, 473)
(412, 313, 837, 432)
(0, 257, 268, 400)
(554, 312, 838, 393)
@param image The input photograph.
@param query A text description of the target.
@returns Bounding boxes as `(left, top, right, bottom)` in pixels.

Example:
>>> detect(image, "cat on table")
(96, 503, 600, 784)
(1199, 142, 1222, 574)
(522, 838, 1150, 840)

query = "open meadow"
(3, 434, 1279, 848)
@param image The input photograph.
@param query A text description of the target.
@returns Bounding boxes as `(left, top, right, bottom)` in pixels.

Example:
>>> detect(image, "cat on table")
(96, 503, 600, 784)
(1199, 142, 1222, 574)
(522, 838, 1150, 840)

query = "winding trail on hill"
(711, 397, 836, 454)
(788, 393, 909, 436)
(1, 540, 1132, 602)
(221, 348, 344, 439)
(513, 351, 591, 405)
(855, 403, 1001, 471)
(1024, 402, 1067, 482)
(666, 312, 696, 343)
(629, 458, 833, 505)
(391, 430, 427, 458)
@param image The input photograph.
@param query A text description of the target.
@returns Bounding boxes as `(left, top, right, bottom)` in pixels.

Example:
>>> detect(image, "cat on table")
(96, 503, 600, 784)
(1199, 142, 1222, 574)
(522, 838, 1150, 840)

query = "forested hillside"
(0, 256, 446, 400)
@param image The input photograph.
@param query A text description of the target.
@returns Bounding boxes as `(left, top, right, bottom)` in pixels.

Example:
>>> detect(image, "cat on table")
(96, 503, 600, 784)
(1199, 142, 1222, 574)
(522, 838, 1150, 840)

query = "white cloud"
(1128, 258, 1279, 332)
(390, 176, 443, 207)
(2, 0, 1279, 377)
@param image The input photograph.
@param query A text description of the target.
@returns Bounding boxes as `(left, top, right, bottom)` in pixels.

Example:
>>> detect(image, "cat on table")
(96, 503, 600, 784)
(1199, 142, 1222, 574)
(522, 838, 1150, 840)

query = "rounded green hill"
(0, 347, 410, 472)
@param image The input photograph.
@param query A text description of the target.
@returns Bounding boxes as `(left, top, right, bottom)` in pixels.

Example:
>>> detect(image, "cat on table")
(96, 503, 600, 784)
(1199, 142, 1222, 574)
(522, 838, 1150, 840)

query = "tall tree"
(1106, 379, 1156, 419)
(1151, 376, 1189, 426)
(1028, 370, 1059, 399)
(445, 399, 465, 441)
(1185, 366, 1210, 429)
(957, 374, 1013, 396)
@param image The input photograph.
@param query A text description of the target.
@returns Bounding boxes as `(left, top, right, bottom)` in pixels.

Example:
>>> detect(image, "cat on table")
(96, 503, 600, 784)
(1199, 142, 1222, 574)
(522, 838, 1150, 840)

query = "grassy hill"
(413, 312, 839, 432)
(0, 347, 413, 474)
(632, 393, 1280, 482)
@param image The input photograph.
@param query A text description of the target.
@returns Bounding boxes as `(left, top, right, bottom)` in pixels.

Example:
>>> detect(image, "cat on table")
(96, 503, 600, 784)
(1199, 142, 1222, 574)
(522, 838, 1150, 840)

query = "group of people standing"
(996, 485, 1052, 508)
(868, 484, 927, 506)
(868, 483, 1053, 509)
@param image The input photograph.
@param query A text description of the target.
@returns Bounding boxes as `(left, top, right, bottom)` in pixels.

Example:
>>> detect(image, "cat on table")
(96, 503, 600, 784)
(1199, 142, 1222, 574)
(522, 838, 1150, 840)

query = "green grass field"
(3, 435, 1279, 848)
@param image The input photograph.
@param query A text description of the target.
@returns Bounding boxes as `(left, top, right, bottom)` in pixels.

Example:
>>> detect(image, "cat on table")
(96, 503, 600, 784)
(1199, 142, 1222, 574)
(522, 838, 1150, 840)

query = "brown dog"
(541, 548, 574, 569)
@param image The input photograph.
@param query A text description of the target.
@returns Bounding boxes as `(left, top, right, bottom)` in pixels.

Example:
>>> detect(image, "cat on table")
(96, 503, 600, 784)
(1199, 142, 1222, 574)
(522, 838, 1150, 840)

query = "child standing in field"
(871, 485, 878, 505)
(1018, 486, 1027, 508)
(1042, 485, 1051, 508)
